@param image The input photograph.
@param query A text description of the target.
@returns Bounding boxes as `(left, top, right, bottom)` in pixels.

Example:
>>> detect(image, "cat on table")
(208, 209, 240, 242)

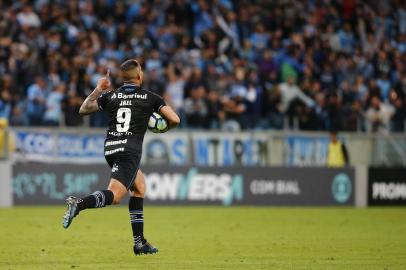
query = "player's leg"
(129, 170, 145, 246)
(62, 157, 128, 229)
(107, 178, 129, 204)
(129, 170, 158, 255)
(62, 179, 127, 229)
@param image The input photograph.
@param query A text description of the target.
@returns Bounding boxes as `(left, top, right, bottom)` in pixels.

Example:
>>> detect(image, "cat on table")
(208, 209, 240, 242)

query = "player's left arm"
(159, 105, 180, 130)
(79, 71, 111, 115)
(151, 92, 180, 130)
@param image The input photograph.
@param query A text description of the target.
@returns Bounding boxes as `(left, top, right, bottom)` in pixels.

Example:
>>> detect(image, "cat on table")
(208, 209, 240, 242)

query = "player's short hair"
(120, 59, 142, 82)
(120, 59, 140, 71)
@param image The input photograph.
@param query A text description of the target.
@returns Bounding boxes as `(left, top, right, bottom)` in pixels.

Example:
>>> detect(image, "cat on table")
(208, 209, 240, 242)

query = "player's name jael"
(119, 100, 132, 106)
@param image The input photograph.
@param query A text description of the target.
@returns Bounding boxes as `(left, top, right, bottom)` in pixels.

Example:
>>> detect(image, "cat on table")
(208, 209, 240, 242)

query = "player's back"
(98, 83, 165, 158)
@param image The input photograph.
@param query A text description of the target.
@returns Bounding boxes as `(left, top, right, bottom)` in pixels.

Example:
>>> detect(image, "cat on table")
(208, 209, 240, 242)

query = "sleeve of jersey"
(154, 95, 166, 112)
(97, 94, 107, 111)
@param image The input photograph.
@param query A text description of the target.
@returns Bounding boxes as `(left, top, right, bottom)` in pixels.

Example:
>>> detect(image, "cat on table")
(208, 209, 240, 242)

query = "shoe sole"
(134, 248, 158, 255)
(134, 251, 158, 256)
(62, 197, 77, 229)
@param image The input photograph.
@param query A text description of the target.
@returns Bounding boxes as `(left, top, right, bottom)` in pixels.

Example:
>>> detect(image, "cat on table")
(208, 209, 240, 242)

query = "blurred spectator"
(26, 77, 47, 125)
(313, 93, 328, 130)
(143, 69, 165, 96)
(43, 84, 66, 126)
(206, 90, 224, 129)
(145, 50, 163, 74)
(278, 77, 314, 114)
(278, 76, 314, 128)
(184, 86, 208, 128)
(243, 71, 263, 128)
(391, 91, 406, 132)
(376, 74, 391, 102)
(337, 23, 355, 53)
(17, 5, 41, 28)
(250, 23, 269, 51)
(0, 89, 11, 120)
(326, 93, 345, 131)
(165, 65, 185, 124)
(62, 92, 83, 127)
(258, 51, 277, 83)
(0, 75, 12, 121)
(184, 67, 206, 98)
(327, 131, 350, 167)
(366, 96, 395, 133)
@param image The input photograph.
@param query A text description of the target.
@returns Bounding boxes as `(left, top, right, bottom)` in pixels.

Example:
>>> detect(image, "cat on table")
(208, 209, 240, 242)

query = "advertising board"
(368, 168, 406, 205)
(13, 163, 354, 206)
(14, 130, 105, 162)
(284, 135, 329, 166)
(12, 130, 270, 166)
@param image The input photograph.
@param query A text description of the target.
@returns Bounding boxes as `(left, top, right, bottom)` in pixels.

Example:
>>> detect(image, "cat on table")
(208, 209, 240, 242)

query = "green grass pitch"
(0, 206, 405, 270)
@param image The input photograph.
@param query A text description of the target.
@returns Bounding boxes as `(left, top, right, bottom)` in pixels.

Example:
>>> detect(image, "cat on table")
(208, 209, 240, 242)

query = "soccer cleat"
(62, 196, 79, 229)
(133, 241, 158, 255)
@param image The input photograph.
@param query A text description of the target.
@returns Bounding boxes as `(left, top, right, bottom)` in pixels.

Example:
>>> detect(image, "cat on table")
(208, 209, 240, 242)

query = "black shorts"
(105, 152, 141, 190)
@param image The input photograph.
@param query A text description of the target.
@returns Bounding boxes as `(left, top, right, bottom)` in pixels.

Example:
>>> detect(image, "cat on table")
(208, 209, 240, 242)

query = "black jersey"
(97, 83, 165, 155)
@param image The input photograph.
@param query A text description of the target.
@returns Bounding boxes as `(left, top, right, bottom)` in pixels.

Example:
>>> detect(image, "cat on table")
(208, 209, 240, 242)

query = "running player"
(62, 59, 180, 255)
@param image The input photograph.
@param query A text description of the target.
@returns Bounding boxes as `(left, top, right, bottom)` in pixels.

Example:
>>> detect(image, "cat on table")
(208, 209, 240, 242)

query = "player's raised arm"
(79, 70, 111, 115)
(159, 105, 180, 130)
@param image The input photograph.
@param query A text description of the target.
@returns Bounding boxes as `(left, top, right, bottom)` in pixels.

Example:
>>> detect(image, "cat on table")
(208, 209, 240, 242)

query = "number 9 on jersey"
(148, 112, 168, 133)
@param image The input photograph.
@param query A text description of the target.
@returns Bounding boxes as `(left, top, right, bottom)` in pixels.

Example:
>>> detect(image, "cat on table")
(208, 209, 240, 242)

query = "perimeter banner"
(12, 163, 354, 206)
(368, 168, 406, 205)
(12, 130, 270, 166)
(13, 130, 105, 162)
(284, 135, 329, 166)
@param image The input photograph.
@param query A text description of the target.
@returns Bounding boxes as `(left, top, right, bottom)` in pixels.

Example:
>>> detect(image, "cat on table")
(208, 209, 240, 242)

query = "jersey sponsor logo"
(111, 93, 147, 100)
(105, 147, 125, 156)
(105, 139, 127, 147)
(112, 164, 119, 173)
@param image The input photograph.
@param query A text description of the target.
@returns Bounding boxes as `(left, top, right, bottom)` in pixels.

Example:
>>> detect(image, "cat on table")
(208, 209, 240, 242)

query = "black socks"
(77, 190, 114, 212)
(129, 197, 146, 246)
(75, 192, 145, 247)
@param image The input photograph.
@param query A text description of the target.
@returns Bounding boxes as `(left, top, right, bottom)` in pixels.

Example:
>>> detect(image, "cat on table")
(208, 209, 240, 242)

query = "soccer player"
(62, 59, 180, 255)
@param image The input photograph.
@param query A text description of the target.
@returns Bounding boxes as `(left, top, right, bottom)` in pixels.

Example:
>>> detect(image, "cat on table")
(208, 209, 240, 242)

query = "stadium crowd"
(0, 0, 406, 132)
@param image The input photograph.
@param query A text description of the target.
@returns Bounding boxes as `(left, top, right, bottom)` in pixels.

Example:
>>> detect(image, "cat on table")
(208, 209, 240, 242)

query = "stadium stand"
(0, 0, 405, 132)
